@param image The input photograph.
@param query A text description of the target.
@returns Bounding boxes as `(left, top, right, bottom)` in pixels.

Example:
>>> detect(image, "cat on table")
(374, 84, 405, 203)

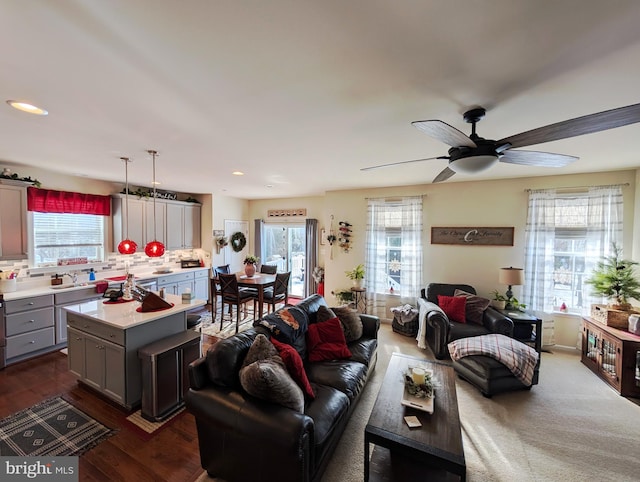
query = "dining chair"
(215, 264, 231, 275)
(259, 264, 278, 274)
(218, 273, 257, 333)
(209, 266, 221, 322)
(263, 271, 291, 314)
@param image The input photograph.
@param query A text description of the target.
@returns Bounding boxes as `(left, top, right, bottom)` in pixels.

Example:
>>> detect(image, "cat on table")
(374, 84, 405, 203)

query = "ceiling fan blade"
(361, 156, 448, 171)
(412, 120, 477, 148)
(500, 150, 578, 167)
(497, 103, 640, 149)
(432, 166, 456, 183)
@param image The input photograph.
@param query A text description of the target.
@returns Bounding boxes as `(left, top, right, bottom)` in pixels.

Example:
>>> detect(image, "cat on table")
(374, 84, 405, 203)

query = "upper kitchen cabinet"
(166, 202, 201, 250)
(113, 195, 200, 252)
(0, 184, 28, 259)
(112, 195, 146, 252)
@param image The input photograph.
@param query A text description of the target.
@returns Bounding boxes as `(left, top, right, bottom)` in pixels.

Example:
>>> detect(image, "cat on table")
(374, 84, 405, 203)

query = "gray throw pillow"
(240, 358, 304, 413)
(316, 305, 337, 323)
(331, 306, 363, 342)
(454, 289, 491, 325)
(241, 333, 278, 368)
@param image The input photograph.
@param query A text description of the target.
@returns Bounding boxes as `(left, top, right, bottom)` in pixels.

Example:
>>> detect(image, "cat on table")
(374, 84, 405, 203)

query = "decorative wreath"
(230, 231, 247, 252)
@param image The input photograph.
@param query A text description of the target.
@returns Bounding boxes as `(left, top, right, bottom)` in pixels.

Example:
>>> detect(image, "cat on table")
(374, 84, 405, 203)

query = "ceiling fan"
(361, 103, 640, 183)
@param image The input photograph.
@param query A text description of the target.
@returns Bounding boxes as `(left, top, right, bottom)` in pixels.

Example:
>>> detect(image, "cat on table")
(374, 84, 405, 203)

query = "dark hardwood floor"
(0, 305, 218, 482)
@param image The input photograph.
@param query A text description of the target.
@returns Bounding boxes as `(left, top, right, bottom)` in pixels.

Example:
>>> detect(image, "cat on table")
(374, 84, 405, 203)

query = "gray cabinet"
(157, 269, 208, 299)
(0, 183, 28, 260)
(166, 202, 201, 249)
(194, 269, 209, 301)
(3, 294, 55, 365)
(67, 325, 126, 405)
(114, 194, 200, 252)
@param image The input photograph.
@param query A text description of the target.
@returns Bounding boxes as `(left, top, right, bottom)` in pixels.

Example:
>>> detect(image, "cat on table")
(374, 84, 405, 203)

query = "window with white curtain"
(523, 186, 623, 314)
(365, 196, 423, 304)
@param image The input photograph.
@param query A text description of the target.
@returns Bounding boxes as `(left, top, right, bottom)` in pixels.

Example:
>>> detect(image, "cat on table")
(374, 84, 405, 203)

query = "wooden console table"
(581, 317, 640, 397)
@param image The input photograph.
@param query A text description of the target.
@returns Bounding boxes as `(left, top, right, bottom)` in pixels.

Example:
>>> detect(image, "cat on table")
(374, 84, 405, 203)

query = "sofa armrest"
(360, 314, 380, 339)
(188, 355, 211, 390)
(418, 298, 451, 358)
(483, 306, 514, 336)
(186, 386, 314, 481)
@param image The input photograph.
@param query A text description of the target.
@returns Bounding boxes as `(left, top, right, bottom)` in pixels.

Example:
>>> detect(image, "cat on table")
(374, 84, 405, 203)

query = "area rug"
(124, 407, 186, 441)
(0, 396, 116, 457)
(196, 311, 255, 339)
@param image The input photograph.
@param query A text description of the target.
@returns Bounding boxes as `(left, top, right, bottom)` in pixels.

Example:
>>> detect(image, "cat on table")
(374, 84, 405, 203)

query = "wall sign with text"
(430, 227, 514, 246)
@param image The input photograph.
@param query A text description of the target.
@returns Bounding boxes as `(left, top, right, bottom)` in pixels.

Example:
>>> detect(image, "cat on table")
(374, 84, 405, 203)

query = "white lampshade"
(499, 267, 524, 286)
(449, 155, 499, 174)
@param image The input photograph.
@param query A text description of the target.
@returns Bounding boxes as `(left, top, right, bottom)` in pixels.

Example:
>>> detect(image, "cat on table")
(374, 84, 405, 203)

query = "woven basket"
(392, 313, 418, 337)
(590, 304, 639, 330)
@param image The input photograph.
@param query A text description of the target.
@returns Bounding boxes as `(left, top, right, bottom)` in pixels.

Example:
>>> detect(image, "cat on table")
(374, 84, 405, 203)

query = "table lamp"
(499, 267, 524, 308)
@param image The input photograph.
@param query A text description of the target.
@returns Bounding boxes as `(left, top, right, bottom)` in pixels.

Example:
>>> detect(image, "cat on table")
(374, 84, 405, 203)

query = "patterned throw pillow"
(437, 295, 467, 324)
(331, 306, 363, 342)
(271, 338, 315, 399)
(258, 306, 309, 344)
(239, 334, 304, 412)
(454, 289, 491, 325)
(306, 317, 352, 362)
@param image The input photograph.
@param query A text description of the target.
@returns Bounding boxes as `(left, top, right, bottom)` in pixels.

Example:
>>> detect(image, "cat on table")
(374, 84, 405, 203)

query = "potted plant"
(243, 255, 260, 278)
(332, 289, 354, 306)
(345, 264, 365, 289)
(490, 290, 507, 310)
(586, 243, 640, 311)
(215, 236, 228, 254)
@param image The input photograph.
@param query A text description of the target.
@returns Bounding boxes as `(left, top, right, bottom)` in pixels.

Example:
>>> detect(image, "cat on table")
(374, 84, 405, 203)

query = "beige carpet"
(197, 322, 640, 482)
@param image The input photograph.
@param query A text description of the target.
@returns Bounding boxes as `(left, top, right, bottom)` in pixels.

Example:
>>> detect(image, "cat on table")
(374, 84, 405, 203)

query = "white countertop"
(63, 293, 206, 329)
(0, 267, 210, 302)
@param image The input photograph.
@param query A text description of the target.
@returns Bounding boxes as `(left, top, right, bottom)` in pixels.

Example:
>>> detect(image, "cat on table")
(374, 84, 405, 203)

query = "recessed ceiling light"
(232, 171, 244, 176)
(6, 100, 48, 115)
(266, 184, 273, 188)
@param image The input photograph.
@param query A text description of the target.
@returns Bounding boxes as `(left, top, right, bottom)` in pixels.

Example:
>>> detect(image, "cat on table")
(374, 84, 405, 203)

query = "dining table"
(235, 272, 276, 319)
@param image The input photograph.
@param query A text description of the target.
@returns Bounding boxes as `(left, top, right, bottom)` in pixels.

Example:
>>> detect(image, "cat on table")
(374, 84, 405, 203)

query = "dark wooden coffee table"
(364, 352, 465, 481)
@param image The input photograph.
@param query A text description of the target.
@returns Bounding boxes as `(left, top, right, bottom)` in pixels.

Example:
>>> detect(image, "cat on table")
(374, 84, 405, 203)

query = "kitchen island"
(64, 293, 205, 409)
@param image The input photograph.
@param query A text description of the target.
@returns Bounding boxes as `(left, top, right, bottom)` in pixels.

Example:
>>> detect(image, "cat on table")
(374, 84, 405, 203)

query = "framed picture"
(431, 227, 514, 246)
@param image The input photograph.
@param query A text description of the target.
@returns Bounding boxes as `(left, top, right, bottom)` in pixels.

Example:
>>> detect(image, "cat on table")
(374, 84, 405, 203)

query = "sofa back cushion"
(295, 294, 329, 324)
(206, 328, 259, 388)
(426, 283, 476, 304)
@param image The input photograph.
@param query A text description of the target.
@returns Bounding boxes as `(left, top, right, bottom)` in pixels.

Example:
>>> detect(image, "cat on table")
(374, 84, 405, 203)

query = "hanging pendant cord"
(148, 150, 158, 240)
(120, 157, 131, 240)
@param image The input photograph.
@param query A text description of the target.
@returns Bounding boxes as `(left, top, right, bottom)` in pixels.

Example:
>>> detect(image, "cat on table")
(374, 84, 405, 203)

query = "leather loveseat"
(185, 294, 379, 482)
(418, 283, 514, 359)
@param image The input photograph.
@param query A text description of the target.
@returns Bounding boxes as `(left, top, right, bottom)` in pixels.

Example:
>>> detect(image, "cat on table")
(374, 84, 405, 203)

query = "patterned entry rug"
(0, 396, 116, 457)
(196, 311, 256, 339)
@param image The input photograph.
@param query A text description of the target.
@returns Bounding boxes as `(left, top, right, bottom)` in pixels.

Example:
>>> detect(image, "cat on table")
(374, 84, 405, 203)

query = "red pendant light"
(117, 157, 137, 255)
(144, 149, 165, 257)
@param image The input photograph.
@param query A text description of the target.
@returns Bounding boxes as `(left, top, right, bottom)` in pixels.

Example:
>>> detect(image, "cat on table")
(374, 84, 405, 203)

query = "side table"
(350, 287, 367, 314)
(496, 309, 542, 353)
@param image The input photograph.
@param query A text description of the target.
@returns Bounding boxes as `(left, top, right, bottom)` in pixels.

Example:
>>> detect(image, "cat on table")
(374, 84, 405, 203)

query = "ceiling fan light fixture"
(449, 154, 498, 174)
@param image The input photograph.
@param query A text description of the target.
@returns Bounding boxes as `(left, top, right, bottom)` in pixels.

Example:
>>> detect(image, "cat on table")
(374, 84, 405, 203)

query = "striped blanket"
(448, 334, 539, 386)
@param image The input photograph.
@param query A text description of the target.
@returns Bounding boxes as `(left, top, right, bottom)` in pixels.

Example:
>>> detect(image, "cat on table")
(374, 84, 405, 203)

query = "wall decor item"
(267, 208, 307, 217)
(230, 231, 247, 252)
(339, 221, 352, 253)
(431, 227, 514, 246)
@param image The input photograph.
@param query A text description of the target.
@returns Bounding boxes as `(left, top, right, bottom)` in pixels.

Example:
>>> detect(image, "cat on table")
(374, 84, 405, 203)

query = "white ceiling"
(2, 1, 640, 199)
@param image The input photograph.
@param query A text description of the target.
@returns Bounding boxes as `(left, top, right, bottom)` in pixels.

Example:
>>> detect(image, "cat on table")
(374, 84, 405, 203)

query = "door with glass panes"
(262, 224, 306, 298)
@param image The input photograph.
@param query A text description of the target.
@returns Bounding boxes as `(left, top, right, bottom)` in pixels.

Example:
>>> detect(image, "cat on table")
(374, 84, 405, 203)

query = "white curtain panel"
(365, 196, 423, 318)
(524, 186, 623, 314)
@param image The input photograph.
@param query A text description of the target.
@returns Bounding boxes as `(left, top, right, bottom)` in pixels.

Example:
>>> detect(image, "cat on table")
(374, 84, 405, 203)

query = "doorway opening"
(262, 223, 306, 298)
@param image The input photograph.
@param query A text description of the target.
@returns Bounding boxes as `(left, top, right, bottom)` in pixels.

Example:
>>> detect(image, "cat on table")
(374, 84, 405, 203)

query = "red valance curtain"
(27, 187, 111, 216)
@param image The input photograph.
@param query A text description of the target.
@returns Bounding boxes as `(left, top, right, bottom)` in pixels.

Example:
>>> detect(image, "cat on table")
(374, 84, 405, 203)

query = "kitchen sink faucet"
(63, 272, 79, 286)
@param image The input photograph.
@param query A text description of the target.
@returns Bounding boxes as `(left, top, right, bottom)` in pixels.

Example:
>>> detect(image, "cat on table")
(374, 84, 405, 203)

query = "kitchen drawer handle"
(29, 340, 35, 344)
(28, 302, 35, 306)
(29, 319, 35, 323)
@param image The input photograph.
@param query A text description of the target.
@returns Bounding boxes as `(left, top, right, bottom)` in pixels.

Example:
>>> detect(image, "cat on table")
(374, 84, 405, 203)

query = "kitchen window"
(27, 187, 110, 267)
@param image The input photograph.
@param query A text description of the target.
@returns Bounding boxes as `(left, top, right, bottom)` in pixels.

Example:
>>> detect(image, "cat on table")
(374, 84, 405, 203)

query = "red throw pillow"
(271, 338, 315, 399)
(437, 295, 467, 324)
(306, 317, 352, 362)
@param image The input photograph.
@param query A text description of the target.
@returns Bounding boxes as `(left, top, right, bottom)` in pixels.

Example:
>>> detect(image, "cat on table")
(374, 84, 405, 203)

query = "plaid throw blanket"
(448, 334, 539, 386)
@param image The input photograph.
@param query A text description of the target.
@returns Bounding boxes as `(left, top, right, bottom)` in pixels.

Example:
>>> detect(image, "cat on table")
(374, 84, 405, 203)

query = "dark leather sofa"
(418, 283, 514, 359)
(185, 294, 379, 482)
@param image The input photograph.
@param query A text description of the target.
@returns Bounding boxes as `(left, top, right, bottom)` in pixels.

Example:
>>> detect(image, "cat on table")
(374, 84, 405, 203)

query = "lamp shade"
(499, 267, 524, 286)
